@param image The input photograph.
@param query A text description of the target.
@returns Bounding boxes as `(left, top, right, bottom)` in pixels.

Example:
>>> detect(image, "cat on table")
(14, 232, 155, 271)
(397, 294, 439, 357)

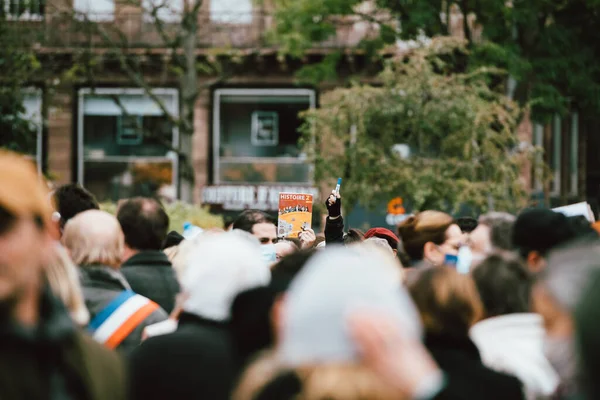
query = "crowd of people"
(279, 206, 311, 215)
(2, 147, 600, 399)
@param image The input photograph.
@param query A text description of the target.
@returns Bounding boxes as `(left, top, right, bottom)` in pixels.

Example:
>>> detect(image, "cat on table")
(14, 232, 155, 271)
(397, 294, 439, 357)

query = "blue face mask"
(442, 246, 473, 274)
(261, 243, 277, 265)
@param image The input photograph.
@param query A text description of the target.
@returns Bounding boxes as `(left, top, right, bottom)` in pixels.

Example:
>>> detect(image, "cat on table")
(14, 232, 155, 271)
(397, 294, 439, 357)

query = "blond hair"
(45, 245, 90, 326)
(234, 357, 402, 400)
(398, 211, 455, 261)
(62, 210, 124, 268)
(299, 364, 401, 400)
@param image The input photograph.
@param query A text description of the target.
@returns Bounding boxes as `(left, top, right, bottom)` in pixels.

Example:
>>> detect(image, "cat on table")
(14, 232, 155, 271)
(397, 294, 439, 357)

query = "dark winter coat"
(129, 312, 236, 400)
(324, 216, 345, 245)
(424, 333, 526, 400)
(0, 287, 127, 400)
(121, 251, 180, 313)
(80, 265, 168, 355)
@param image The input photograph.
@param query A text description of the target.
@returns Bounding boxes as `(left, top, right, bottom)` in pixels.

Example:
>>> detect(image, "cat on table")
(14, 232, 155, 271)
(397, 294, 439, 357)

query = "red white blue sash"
(88, 290, 159, 349)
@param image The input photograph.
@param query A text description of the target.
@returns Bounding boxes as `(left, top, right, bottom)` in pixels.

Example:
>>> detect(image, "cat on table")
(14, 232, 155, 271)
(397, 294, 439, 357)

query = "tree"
(0, 17, 41, 155)
(271, 0, 600, 121)
(301, 38, 535, 213)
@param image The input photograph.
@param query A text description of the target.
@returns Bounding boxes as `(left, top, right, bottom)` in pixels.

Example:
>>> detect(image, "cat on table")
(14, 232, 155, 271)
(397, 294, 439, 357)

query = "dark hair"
(343, 228, 364, 245)
(53, 184, 99, 227)
(478, 212, 516, 250)
(271, 249, 316, 294)
(0, 205, 16, 235)
(162, 230, 184, 250)
(568, 216, 599, 239)
(513, 209, 580, 259)
(223, 216, 236, 230)
(457, 217, 478, 233)
(398, 211, 455, 261)
(232, 210, 276, 233)
(472, 252, 532, 318)
(117, 197, 169, 251)
(230, 249, 315, 365)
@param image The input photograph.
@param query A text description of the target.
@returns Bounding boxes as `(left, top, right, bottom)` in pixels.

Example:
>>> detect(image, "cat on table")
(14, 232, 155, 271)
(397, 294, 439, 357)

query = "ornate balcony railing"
(3, 11, 375, 50)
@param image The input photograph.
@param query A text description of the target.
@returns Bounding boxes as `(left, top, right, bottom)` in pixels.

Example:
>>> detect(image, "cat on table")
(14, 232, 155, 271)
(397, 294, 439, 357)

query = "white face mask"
(261, 243, 277, 265)
(456, 246, 473, 274)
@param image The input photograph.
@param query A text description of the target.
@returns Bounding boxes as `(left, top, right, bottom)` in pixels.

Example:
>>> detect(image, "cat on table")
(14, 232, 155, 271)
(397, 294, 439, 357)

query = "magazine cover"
(278, 193, 314, 238)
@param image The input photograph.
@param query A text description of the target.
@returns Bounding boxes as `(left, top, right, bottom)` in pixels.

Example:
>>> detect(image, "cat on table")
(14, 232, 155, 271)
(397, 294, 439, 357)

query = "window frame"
(142, 0, 184, 24)
(3, 0, 44, 21)
(212, 88, 316, 185)
(73, 0, 115, 22)
(209, 0, 253, 24)
(20, 88, 43, 173)
(77, 87, 179, 194)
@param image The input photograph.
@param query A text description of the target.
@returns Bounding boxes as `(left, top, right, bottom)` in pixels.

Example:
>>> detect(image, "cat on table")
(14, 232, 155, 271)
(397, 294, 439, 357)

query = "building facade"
(4, 0, 590, 223)
(5, 0, 378, 217)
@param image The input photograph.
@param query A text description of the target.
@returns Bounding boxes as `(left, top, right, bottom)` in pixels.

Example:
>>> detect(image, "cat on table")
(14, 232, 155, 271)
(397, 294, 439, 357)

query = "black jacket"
(256, 334, 525, 400)
(425, 333, 525, 400)
(121, 251, 180, 313)
(0, 288, 127, 400)
(324, 216, 345, 245)
(129, 313, 236, 400)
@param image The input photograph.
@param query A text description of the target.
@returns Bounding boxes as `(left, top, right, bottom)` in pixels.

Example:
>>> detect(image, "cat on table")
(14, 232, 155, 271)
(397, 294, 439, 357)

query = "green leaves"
(0, 18, 41, 156)
(302, 38, 531, 214)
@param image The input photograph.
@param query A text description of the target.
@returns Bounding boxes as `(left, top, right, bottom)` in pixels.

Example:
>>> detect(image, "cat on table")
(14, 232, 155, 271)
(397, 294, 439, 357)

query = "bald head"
(62, 210, 124, 268)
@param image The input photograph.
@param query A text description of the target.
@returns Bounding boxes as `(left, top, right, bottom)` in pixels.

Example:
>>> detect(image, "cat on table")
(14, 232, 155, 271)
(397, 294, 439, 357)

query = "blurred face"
(275, 241, 296, 260)
(252, 222, 277, 245)
(469, 224, 491, 259)
(424, 224, 465, 266)
(0, 216, 50, 307)
(532, 283, 573, 339)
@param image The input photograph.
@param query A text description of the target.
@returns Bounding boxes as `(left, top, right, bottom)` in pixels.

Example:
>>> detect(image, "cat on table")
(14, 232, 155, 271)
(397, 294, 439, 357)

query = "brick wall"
(47, 86, 73, 184)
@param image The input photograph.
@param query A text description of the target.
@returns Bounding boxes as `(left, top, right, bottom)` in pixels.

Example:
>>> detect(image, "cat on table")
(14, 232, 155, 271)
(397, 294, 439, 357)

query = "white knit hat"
(279, 245, 422, 366)
(181, 231, 271, 321)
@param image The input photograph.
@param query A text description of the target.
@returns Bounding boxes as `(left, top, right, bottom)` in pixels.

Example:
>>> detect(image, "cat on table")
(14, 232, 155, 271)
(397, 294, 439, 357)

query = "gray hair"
(479, 212, 516, 251)
(542, 240, 600, 312)
(62, 210, 124, 268)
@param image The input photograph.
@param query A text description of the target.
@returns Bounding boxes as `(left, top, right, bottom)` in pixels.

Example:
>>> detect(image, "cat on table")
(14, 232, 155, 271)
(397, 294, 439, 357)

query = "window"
(570, 112, 579, 196)
(1, 0, 45, 20)
(78, 88, 179, 202)
(551, 114, 562, 196)
(533, 123, 544, 193)
(142, 0, 184, 23)
(210, 0, 252, 24)
(546, 113, 579, 198)
(23, 90, 43, 171)
(213, 89, 316, 185)
(73, 0, 114, 22)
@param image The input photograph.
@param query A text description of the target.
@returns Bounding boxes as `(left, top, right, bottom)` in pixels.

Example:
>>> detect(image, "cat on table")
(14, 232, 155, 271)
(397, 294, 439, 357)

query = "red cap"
(364, 228, 400, 249)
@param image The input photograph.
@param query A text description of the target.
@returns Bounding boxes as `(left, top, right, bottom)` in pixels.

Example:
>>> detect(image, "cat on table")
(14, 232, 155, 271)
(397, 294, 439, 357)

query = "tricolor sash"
(88, 290, 159, 349)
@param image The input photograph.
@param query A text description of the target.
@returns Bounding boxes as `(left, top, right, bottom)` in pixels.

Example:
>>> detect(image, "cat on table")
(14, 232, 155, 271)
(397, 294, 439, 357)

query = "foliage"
(101, 201, 224, 232)
(271, 0, 600, 121)
(0, 18, 41, 154)
(301, 38, 536, 214)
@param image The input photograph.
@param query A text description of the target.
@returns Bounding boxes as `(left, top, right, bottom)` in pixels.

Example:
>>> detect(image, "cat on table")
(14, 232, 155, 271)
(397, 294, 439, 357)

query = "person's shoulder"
(72, 332, 128, 400)
(74, 331, 124, 369)
(144, 303, 169, 325)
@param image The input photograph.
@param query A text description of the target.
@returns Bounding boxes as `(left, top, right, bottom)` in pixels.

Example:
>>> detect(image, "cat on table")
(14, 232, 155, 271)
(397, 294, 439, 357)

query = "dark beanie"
(162, 230, 184, 250)
(512, 209, 578, 258)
